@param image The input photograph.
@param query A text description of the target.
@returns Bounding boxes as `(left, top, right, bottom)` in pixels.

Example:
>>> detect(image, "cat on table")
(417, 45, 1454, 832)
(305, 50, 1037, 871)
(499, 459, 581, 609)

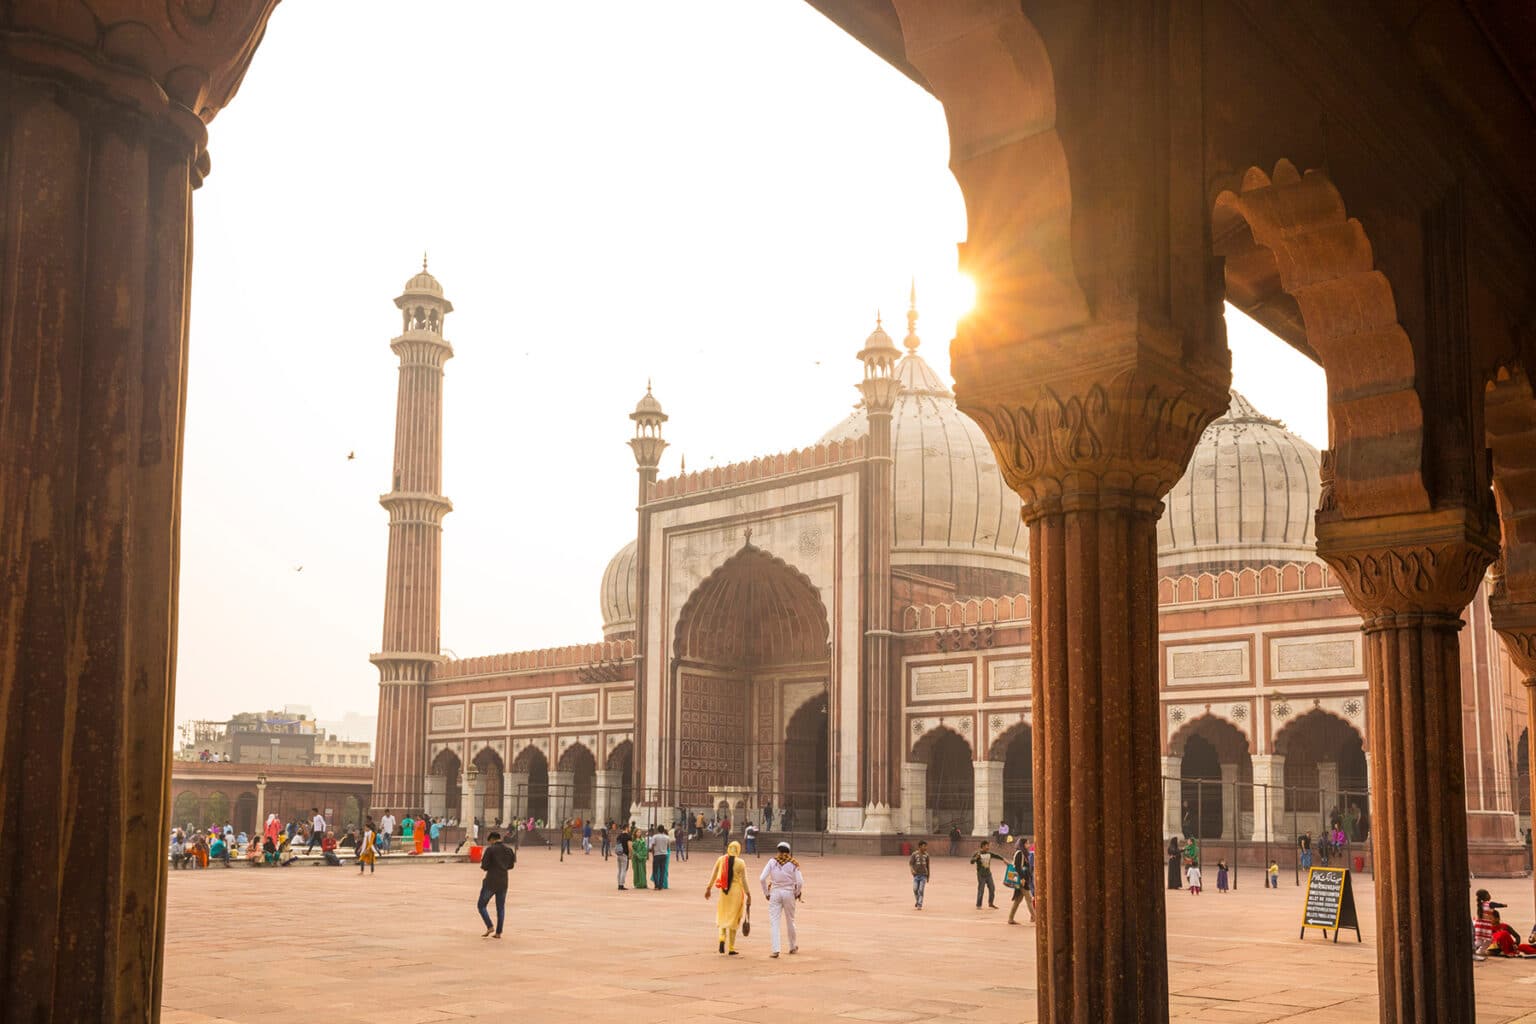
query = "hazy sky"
(176, 2, 1325, 730)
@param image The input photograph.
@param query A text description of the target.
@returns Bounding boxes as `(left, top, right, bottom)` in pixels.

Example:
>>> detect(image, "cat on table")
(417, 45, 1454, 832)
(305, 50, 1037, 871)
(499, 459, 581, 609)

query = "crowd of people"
(1473, 888, 1536, 961)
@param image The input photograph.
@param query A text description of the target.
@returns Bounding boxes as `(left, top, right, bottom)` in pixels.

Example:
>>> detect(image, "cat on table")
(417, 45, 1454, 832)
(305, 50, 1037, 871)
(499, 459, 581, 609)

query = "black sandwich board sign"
(1299, 866, 1362, 942)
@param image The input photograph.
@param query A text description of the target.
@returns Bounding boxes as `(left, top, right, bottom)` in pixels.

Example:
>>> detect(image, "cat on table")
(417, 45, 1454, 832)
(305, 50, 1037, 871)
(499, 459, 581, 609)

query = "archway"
(914, 727, 973, 834)
(513, 746, 550, 824)
(1517, 727, 1530, 836)
(472, 747, 505, 825)
(991, 724, 1033, 837)
(783, 697, 829, 832)
(203, 791, 230, 828)
(234, 792, 257, 835)
(558, 744, 598, 822)
(1168, 715, 1254, 841)
(672, 543, 831, 818)
(171, 792, 200, 830)
(607, 740, 634, 824)
(428, 748, 462, 820)
(1276, 709, 1368, 839)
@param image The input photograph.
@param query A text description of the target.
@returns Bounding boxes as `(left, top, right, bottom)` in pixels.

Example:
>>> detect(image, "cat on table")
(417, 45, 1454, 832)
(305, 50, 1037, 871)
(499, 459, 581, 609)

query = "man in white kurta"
(759, 842, 804, 957)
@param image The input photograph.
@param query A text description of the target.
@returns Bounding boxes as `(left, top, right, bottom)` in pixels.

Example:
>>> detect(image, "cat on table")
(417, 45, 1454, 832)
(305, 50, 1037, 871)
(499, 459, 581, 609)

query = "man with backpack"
(477, 832, 517, 939)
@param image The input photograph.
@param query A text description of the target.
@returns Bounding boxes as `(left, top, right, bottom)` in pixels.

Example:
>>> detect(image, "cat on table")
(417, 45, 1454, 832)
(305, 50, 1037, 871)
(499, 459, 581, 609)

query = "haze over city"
(176, 1, 1323, 727)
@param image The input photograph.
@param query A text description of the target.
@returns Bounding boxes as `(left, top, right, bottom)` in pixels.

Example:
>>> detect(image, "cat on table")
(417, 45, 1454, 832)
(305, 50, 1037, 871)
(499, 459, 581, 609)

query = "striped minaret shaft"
(371, 260, 454, 815)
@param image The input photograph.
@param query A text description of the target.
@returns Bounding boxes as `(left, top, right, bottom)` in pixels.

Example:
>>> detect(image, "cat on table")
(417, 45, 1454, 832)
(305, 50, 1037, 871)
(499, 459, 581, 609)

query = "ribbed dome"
(631, 386, 666, 421)
(820, 349, 1027, 574)
(600, 539, 637, 639)
(1156, 390, 1320, 574)
(402, 269, 444, 297)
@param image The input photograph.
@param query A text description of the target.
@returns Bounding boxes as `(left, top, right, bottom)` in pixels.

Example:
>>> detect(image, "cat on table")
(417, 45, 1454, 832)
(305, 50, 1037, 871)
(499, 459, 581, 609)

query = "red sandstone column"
(1316, 509, 1497, 1024)
(963, 364, 1228, 1023)
(858, 318, 901, 824)
(371, 272, 455, 814)
(0, 7, 276, 1020)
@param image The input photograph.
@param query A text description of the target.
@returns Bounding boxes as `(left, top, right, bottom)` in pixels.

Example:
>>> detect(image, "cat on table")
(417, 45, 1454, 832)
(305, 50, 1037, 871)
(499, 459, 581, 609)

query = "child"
(1216, 859, 1229, 893)
(1185, 861, 1201, 895)
(1267, 860, 1279, 889)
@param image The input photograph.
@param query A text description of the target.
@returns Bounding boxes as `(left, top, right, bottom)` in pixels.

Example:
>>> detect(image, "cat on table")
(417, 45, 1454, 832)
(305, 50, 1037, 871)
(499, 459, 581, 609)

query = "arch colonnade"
(4, 2, 1536, 1022)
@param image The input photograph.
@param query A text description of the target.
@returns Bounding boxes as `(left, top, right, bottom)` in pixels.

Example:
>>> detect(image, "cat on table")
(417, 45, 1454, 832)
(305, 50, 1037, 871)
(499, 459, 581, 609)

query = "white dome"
(820, 350, 1027, 574)
(1157, 390, 1320, 574)
(402, 269, 444, 296)
(600, 540, 637, 638)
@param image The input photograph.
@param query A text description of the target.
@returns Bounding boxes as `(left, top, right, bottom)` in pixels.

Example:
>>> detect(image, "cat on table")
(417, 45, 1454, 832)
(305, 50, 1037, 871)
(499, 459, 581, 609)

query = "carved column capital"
(1315, 507, 1498, 627)
(956, 329, 1229, 510)
(1489, 596, 1536, 683)
(1, 0, 279, 178)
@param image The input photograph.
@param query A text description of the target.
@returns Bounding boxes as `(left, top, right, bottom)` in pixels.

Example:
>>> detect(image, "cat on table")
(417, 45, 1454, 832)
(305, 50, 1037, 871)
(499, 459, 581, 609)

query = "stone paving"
(162, 846, 1536, 1023)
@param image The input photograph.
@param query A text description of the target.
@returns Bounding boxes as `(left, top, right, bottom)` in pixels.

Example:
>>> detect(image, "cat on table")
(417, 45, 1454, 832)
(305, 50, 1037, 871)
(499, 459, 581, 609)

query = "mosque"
(370, 266, 1530, 872)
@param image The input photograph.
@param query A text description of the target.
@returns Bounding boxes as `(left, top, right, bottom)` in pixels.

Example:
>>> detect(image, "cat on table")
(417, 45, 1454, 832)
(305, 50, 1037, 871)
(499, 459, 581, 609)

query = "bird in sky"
(346, 451, 355, 461)
(294, 566, 304, 573)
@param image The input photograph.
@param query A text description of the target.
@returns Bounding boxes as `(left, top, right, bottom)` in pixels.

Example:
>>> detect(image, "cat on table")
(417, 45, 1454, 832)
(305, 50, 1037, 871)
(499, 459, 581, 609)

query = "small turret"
(629, 382, 668, 492)
(857, 311, 902, 413)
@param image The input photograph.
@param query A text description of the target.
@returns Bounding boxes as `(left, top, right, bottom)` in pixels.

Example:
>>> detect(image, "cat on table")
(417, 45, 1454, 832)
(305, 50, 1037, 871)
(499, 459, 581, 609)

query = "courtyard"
(161, 848, 1536, 1023)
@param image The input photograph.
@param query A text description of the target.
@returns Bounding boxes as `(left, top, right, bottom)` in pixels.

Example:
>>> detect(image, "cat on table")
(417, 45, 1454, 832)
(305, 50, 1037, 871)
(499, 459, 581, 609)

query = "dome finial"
(904, 278, 920, 352)
(422, 250, 428, 273)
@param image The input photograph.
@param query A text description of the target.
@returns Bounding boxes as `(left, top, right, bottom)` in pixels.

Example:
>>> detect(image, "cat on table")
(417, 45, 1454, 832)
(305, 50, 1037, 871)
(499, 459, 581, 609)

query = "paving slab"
(163, 849, 1536, 1021)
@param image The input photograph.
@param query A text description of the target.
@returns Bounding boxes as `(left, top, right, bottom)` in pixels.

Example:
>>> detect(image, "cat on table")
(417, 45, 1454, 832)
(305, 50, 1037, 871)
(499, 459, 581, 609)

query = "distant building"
(177, 708, 373, 767)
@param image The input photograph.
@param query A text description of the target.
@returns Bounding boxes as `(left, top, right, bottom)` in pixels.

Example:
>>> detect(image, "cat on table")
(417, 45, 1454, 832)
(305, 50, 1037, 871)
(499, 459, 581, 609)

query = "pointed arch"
(674, 544, 830, 666)
(1213, 160, 1428, 519)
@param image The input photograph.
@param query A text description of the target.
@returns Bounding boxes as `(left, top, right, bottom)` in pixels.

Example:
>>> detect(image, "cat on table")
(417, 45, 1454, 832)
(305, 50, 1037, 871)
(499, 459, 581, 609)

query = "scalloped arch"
(891, 1, 1089, 347)
(1212, 160, 1428, 519)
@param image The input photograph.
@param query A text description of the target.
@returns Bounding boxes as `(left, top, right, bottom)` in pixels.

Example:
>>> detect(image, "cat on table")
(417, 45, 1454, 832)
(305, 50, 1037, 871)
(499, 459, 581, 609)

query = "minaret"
(370, 260, 454, 814)
(628, 383, 667, 819)
(858, 300, 902, 831)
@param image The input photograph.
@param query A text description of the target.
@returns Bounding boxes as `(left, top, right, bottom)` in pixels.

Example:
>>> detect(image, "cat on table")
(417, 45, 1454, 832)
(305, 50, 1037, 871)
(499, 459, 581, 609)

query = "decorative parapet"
(648, 437, 867, 501)
(430, 639, 636, 681)
(1157, 560, 1337, 606)
(900, 593, 1029, 632)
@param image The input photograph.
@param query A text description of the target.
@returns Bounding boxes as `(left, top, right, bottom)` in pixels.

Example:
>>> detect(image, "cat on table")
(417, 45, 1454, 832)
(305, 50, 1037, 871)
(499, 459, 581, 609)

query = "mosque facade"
(371, 269, 1530, 871)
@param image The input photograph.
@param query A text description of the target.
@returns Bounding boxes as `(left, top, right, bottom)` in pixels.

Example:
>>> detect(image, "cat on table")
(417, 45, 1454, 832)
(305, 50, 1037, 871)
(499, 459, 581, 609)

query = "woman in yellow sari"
(704, 840, 751, 955)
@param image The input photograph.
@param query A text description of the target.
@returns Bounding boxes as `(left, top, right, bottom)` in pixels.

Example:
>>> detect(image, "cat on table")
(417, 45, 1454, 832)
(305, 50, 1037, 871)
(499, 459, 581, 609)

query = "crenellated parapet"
(431, 639, 636, 681)
(1157, 561, 1338, 606)
(899, 593, 1029, 632)
(648, 437, 867, 501)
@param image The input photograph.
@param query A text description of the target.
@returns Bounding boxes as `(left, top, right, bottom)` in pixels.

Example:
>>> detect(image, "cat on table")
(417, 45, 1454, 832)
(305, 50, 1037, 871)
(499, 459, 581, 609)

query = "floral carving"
(1316, 509, 1497, 621)
(960, 367, 1228, 507)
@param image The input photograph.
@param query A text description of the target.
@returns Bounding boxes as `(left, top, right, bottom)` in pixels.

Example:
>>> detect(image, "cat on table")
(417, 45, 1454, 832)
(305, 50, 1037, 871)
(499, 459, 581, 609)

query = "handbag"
(742, 904, 751, 937)
(1003, 864, 1021, 890)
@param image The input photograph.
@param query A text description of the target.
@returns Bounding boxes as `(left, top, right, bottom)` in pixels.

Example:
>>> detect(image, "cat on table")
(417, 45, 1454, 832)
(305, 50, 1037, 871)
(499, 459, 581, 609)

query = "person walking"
(759, 841, 803, 958)
(561, 820, 573, 857)
(948, 824, 962, 857)
(582, 820, 593, 855)
(909, 839, 931, 910)
(970, 840, 1006, 909)
(705, 840, 751, 955)
(358, 823, 377, 874)
(629, 825, 649, 889)
(676, 825, 688, 862)
(649, 826, 672, 889)
(379, 812, 395, 854)
(1298, 832, 1312, 872)
(477, 831, 517, 939)
(306, 808, 326, 854)
(616, 825, 631, 890)
(600, 821, 612, 860)
(1007, 841, 1034, 924)
(744, 822, 758, 855)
